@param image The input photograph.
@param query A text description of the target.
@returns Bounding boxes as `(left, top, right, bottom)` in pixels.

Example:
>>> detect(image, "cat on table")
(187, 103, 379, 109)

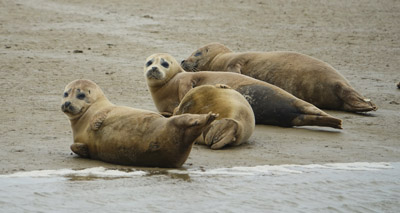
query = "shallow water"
(1, 162, 399, 213)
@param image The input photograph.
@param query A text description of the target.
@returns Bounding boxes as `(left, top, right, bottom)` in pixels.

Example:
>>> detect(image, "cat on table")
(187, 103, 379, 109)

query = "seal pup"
(61, 79, 217, 168)
(144, 53, 342, 129)
(181, 42, 377, 113)
(174, 84, 255, 149)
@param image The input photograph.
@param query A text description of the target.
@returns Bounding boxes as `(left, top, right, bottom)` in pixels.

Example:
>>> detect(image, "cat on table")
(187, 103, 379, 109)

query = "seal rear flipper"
(70, 142, 90, 158)
(204, 119, 239, 150)
(291, 114, 342, 129)
(341, 95, 377, 112)
(173, 112, 218, 128)
(335, 82, 377, 112)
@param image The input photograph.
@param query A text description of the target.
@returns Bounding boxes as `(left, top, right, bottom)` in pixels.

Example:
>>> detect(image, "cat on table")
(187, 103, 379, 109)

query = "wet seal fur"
(181, 42, 377, 113)
(61, 79, 217, 168)
(144, 53, 342, 129)
(174, 84, 255, 149)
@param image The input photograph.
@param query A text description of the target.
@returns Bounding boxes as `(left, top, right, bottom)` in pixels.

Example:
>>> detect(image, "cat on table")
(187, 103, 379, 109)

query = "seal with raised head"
(181, 42, 377, 113)
(144, 53, 342, 129)
(61, 79, 217, 168)
(174, 84, 255, 149)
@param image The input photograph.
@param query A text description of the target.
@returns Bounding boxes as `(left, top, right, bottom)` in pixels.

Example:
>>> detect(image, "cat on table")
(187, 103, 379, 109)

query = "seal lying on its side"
(144, 53, 342, 129)
(61, 79, 217, 168)
(174, 84, 255, 149)
(181, 42, 377, 113)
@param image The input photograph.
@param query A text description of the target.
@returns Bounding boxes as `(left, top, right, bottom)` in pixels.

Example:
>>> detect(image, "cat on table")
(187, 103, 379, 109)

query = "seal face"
(61, 79, 217, 168)
(61, 80, 101, 120)
(144, 54, 177, 87)
(144, 53, 342, 129)
(174, 84, 255, 149)
(181, 43, 377, 113)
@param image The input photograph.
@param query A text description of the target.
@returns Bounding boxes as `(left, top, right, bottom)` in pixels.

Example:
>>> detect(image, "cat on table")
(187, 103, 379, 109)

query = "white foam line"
(0, 162, 394, 178)
(170, 162, 394, 176)
(0, 167, 146, 178)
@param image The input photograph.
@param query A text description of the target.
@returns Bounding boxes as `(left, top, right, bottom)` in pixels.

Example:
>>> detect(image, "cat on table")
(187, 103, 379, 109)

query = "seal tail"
(291, 114, 342, 129)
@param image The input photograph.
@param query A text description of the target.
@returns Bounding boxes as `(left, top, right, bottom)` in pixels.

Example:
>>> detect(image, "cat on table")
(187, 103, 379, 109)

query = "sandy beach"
(1, 0, 399, 174)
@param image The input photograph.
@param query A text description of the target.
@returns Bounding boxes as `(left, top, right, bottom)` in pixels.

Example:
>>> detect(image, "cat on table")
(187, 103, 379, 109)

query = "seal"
(173, 84, 255, 149)
(181, 42, 377, 113)
(144, 53, 342, 129)
(61, 79, 217, 168)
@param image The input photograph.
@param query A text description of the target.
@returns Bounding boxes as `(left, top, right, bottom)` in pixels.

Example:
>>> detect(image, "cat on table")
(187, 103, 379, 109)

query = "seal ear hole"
(88, 90, 91, 94)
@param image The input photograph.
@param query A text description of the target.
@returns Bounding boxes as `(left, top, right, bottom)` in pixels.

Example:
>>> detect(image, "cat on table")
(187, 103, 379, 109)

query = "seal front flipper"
(70, 142, 89, 158)
(90, 108, 113, 131)
(161, 112, 173, 117)
(178, 79, 195, 100)
(227, 63, 242, 73)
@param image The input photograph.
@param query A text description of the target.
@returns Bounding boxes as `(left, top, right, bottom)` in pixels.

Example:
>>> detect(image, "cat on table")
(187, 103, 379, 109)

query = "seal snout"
(61, 101, 72, 112)
(146, 66, 165, 79)
(181, 60, 198, 72)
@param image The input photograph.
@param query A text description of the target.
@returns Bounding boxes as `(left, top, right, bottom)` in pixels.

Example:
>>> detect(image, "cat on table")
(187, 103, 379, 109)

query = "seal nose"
(151, 66, 158, 71)
(64, 101, 71, 107)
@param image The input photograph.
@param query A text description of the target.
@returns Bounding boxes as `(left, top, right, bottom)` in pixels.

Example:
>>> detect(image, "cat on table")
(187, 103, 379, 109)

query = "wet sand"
(1, 0, 399, 174)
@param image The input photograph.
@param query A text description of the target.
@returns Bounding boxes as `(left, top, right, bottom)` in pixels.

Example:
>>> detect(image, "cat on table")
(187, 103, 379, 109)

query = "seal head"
(181, 42, 232, 72)
(144, 53, 182, 87)
(61, 79, 107, 120)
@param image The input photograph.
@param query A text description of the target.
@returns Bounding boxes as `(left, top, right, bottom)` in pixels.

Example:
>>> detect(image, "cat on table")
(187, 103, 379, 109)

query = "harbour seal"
(181, 42, 377, 113)
(61, 79, 217, 168)
(173, 84, 255, 149)
(144, 53, 342, 129)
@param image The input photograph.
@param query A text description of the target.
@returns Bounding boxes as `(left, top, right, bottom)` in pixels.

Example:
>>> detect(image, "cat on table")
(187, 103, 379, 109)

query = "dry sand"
(1, 0, 399, 174)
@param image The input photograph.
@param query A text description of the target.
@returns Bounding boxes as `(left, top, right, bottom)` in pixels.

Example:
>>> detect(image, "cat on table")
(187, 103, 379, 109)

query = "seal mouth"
(181, 61, 198, 72)
(61, 103, 83, 115)
(146, 67, 165, 80)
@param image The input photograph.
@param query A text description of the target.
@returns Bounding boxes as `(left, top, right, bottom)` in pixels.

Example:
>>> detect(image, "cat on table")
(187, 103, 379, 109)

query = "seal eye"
(77, 93, 86, 100)
(63, 92, 68, 98)
(161, 61, 169, 68)
(194, 51, 202, 57)
(146, 60, 153, 67)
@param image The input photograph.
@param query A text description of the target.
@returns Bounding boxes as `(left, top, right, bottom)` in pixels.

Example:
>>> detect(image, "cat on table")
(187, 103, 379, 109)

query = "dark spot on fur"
(149, 141, 161, 151)
(236, 85, 299, 126)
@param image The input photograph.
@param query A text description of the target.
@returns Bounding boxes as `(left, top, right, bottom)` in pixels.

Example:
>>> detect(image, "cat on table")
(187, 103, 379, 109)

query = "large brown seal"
(144, 53, 342, 129)
(181, 42, 377, 113)
(174, 84, 255, 149)
(61, 79, 217, 168)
